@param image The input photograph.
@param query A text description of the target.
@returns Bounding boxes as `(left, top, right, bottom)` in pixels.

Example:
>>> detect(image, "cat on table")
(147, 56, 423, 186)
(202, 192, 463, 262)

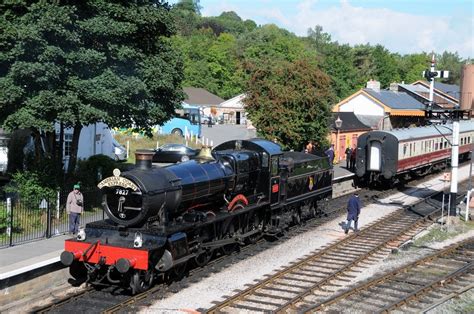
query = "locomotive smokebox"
(135, 149, 155, 170)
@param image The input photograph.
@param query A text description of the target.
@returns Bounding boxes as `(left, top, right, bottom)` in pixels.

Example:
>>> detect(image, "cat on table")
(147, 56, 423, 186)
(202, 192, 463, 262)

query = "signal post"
(423, 55, 470, 222)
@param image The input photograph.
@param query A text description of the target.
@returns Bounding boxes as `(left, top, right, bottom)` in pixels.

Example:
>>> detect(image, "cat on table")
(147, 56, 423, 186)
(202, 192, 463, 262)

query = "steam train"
(60, 139, 332, 293)
(355, 120, 474, 186)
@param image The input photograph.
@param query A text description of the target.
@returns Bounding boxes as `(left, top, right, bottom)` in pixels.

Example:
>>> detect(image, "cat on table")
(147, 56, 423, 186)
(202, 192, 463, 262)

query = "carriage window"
(444, 141, 448, 149)
(435, 142, 438, 150)
(461, 138, 464, 145)
(403, 145, 407, 156)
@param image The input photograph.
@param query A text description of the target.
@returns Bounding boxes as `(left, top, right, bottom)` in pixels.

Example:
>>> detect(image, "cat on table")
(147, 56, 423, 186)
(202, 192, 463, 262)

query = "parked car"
(152, 144, 199, 163)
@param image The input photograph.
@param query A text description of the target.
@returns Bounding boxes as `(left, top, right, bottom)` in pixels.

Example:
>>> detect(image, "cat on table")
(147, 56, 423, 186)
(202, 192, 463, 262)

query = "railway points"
(203, 198, 448, 313)
(303, 238, 474, 313)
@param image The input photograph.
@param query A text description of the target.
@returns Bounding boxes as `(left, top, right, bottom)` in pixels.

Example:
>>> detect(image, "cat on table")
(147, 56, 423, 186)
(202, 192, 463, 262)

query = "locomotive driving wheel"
(220, 223, 238, 255)
(245, 215, 262, 244)
(194, 249, 213, 267)
(130, 269, 154, 295)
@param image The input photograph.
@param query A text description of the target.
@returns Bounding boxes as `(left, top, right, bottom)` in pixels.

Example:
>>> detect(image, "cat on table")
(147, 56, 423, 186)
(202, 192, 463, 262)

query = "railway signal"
(422, 54, 469, 220)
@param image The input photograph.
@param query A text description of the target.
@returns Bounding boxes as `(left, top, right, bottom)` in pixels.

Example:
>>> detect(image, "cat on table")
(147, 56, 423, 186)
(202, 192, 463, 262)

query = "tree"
(397, 53, 429, 84)
(0, 1, 184, 175)
(371, 45, 400, 88)
(244, 58, 334, 150)
(307, 25, 332, 52)
(436, 51, 463, 85)
(175, 0, 201, 15)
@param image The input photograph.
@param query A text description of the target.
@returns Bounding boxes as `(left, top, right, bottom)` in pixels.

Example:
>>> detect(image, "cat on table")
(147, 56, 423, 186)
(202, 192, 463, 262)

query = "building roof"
(434, 82, 460, 98)
(333, 89, 426, 117)
(363, 88, 425, 110)
(330, 112, 372, 132)
(183, 87, 224, 106)
(220, 93, 246, 108)
(411, 80, 460, 101)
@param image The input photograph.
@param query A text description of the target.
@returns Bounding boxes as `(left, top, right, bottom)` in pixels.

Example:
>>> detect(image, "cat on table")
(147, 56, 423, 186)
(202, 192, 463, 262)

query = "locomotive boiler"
(60, 139, 332, 294)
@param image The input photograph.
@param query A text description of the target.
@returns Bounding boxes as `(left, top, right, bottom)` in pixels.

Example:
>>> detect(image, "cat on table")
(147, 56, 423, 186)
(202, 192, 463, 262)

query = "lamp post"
(335, 116, 343, 162)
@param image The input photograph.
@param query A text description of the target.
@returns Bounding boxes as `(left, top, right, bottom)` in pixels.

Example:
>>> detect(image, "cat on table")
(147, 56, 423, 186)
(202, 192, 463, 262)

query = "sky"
(170, 0, 474, 58)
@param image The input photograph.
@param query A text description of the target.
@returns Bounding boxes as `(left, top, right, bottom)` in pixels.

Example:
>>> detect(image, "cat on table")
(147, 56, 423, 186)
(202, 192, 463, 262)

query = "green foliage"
(397, 53, 430, 84)
(245, 58, 334, 150)
(0, 1, 184, 173)
(436, 51, 463, 85)
(75, 155, 117, 188)
(4, 171, 56, 209)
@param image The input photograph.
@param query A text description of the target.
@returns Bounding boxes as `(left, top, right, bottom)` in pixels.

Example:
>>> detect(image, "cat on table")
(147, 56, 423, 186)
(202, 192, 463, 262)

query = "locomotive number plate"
(115, 189, 129, 196)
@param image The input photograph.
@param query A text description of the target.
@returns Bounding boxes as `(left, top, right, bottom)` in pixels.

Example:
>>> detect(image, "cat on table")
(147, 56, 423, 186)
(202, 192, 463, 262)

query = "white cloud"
(292, 1, 473, 57)
(199, 0, 473, 58)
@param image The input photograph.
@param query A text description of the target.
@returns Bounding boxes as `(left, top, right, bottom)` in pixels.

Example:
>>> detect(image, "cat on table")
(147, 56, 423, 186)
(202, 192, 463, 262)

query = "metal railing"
(0, 187, 104, 248)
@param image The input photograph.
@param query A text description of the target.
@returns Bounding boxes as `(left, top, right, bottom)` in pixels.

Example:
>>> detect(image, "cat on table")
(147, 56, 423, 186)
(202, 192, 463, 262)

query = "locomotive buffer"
(423, 55, 471, 219)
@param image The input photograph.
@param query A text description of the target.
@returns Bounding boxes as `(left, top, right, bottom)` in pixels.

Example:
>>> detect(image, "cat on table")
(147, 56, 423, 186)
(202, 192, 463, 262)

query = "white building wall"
(338, 94, 385, 116)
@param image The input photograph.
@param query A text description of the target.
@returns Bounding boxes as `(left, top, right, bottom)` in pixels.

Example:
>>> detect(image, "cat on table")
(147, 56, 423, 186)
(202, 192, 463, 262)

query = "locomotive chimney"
(135, 149, 155, 170)
(460, 64, 474, 111)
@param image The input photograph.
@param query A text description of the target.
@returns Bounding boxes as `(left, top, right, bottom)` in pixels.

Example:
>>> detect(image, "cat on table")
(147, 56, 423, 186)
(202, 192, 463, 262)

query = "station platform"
(0, 234, 70, 282)
(0, 164, 355, 306)
(332, 163, 354, 182)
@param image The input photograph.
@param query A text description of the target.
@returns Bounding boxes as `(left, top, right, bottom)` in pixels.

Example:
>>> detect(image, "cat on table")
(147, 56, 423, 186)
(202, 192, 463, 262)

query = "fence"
(0, 187, 104, 248)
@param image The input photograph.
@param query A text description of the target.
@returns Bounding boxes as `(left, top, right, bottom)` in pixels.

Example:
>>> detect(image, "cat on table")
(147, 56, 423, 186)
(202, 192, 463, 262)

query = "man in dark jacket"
(350, 146, 357, 171)
(345, 147, 352, 169)
(345, 192, 361, 234)
(325, 144, 335, 168)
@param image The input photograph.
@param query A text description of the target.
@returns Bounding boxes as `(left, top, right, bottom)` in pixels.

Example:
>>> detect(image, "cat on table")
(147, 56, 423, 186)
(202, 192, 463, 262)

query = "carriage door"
(270, 156, 280, 205)
(368, 141, 382, 171)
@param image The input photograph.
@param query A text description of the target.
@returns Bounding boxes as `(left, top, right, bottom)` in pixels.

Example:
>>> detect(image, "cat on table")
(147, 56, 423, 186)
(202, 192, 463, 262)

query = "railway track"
(32, 173, 464, 314)
(302, 238, 474, 313)
(204, 196, 445, 313)
(32, 186, 389, 314)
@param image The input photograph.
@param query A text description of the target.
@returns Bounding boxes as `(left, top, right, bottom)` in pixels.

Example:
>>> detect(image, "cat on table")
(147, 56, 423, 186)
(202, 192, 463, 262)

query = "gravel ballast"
(144, 165, 473, 313)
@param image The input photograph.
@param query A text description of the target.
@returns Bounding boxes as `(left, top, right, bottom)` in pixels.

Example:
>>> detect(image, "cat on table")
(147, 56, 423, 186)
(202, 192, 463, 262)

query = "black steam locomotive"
(60, 139, 332, 293)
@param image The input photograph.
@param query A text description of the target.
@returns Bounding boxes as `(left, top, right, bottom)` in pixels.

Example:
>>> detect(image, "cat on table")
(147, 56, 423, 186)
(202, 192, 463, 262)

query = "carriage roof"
(383, 120, 474, 142)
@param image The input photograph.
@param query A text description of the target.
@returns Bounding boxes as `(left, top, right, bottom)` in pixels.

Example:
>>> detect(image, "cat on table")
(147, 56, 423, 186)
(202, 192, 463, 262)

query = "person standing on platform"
(325, 144, 335, 167)
(345, 192, 361, 234)
(345, 147, 353, 169)
(66, 183, 84, 235)
(350, 146, 357, 171)
(208, 116, 213, 127)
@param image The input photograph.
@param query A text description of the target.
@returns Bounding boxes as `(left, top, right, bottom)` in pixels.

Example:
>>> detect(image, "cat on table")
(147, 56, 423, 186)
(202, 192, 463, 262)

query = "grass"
(412, 220, 474, 247)
(114, 133, 202, 164)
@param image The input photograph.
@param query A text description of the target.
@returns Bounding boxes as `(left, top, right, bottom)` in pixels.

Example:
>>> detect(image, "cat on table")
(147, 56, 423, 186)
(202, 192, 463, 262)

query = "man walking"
(345, 192, 361, 234)
(66, 183, 84, 235)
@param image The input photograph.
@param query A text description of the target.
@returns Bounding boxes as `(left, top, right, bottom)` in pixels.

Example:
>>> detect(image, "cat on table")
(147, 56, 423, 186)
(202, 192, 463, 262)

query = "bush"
(75, 154, 118, 188)
(4, 171, 56, 210)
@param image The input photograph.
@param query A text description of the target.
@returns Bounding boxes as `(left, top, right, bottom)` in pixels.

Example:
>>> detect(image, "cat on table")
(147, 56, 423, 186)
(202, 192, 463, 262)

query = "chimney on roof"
(366, 79, 380, 92)
(389, 83, 399, 92)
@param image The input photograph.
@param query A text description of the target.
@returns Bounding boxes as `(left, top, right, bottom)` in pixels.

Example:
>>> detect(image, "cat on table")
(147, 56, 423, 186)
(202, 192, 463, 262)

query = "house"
(183, 87, 224, 120)
(218, 93, 248, 125)
(329, 112, 371, 163)
(332, 80, 426, 130)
